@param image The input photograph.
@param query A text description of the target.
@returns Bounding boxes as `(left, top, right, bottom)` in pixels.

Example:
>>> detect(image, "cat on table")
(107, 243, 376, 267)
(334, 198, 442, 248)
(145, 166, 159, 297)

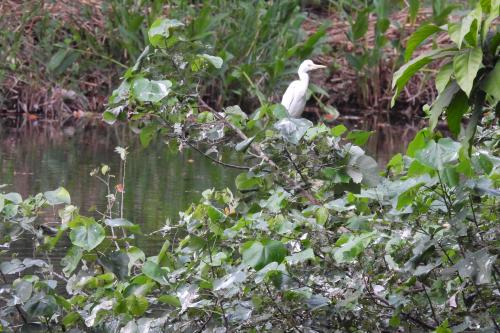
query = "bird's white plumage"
(281, 80, 307, 118)
(280, 59, 326, 118)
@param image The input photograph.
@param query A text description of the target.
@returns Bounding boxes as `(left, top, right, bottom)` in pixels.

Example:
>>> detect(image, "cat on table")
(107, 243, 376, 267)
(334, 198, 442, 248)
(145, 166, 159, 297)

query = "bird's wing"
(281, 80, 302, 111)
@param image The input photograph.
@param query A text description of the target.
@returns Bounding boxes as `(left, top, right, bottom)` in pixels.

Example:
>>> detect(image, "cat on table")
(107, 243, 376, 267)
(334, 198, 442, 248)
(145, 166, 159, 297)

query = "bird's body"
(281, 59, 326, 118)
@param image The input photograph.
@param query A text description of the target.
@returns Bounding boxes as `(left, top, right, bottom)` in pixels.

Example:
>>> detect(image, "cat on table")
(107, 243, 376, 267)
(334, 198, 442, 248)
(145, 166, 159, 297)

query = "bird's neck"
(298, 71, 309, 82)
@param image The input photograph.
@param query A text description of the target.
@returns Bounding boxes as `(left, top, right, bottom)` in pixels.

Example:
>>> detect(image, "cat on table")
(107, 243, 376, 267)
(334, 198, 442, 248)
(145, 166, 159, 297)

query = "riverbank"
(1, 1, 445, 128)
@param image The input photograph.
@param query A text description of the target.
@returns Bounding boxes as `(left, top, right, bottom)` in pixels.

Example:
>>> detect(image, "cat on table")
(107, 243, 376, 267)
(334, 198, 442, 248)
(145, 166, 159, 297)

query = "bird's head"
(298, 59, 326, 74)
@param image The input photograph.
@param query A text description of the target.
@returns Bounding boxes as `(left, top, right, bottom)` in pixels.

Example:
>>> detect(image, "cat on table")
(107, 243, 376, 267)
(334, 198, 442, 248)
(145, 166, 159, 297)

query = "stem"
(436, 171, 452, 218)
(198, 97, 320, 204)
(284, 147, 309, 186)
(120, 158, 126, 220)
(422, 284, 439, 325)
(264, 283, 303, 333)
(468, 195, 483, 242)
(184, 140, 251, 170)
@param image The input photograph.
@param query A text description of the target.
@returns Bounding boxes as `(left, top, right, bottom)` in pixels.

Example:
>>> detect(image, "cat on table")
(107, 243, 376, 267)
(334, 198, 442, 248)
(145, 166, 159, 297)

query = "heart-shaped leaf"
(69, 217, 105, 251)
(416, 138, 461, 170)
(132, 78, 172, 103)
(241, 239, 287, 271)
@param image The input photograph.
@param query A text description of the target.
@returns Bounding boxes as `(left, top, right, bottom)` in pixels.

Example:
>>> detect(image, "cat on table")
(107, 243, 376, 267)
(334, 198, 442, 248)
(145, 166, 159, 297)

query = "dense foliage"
(1, 1, 499, 332)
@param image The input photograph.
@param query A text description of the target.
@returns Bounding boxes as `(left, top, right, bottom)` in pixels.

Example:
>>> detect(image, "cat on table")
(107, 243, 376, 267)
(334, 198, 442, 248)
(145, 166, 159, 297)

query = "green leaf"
(126, 246, 145, 274)
(348, 153, 381, 186)
(126, 295, 148, 316)
(407, 128, 431, 157)
(387, 153, 404, 174)
(44, 187, 71, 205)
(415, 138, 461, 170)
(331, 124, 347, 137)
(453, 47, 483, 96)
(158, 295, 181, 307)
(429, 81, 460, 131)
(274, 118, 313, 145)
(23, 294, 58, 317)
(480, 60, 500, 101)
(435, 319, 452, 333)
(142, 260, 169, 285)
(235, 136, 255, 152)
(270, 104, 289, 120)
(455, 249, 497, 285)
(404, 24, 441, 62)
(62, 312, 81, 327)
(315, 206, 329, 225)
(285, 248, 315, 265)
(478, 153, 493, 174)
(105, 218, 140, 234)
(351, 9, 369, 40)
(109, 81, 130, 104)
(480, 0, 492, 13)
(346, 130, 373, 146)
(392, 49, 456, 107)
(48, 49, 79, 76)
(235, 172, 262, 191)
(435, 62, 454, 94)
(482, 0, 499, 40)
(69, 217, 105, 251)
(132, 78, 172, 103)
(409, 0, 420, 23)
(13, 280, 32, 302)
(103, 109, 118, 125)
(100, 251, 130, 280)
(457, 6, 482, 49)
(298, 22, 328, 57)
(200, 54, 223, 69)
(139, 125, 157, 148)
(61, 246, 83, 277)
(446, 90, 469, 136)
(241, 240, 287, 271)
(148, 18, 184, 47)
(334, 232, 375, 264)
(4, 192, 22, 204)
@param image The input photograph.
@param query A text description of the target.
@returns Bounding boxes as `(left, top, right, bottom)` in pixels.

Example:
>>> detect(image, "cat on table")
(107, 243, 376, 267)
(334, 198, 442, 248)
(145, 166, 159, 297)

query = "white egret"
(281, 59, 326, 118)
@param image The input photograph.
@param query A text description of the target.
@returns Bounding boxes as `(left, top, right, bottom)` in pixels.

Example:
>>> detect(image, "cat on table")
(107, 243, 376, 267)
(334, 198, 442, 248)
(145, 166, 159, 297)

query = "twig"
(184, 140, 251, 170)
(264, 283, 304, 333)
(422, 284, 439, 326)
(284, 147, 309, 186)
(198, 97, 320, 205)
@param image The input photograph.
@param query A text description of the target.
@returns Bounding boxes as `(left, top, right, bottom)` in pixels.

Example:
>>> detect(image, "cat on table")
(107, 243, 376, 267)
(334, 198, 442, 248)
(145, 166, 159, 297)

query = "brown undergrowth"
(303, 7, 451, 128)
(0, 0, 123, 125)
(1, 1, 448, 131)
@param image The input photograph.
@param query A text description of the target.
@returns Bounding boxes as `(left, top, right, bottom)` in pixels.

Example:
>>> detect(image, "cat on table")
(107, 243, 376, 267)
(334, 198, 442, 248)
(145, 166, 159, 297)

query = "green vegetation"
(1, 0, 499, 332)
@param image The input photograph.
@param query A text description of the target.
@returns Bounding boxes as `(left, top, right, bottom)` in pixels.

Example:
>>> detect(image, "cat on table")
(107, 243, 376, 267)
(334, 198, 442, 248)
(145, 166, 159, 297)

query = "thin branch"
(422, 284, 439, 326)
(198, 97, 320, 204)
(184, 140, 251, 170)
(284, 147, 309, 186)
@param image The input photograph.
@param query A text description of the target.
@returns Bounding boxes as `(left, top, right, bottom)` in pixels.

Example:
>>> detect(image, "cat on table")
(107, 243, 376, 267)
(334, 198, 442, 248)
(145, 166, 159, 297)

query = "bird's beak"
(311, 64, 327, 70)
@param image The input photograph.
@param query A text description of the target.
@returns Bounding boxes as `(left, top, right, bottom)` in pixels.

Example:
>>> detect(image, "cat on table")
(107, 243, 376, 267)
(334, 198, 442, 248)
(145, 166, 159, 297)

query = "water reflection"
(0, 125, 239, 254)
(0, 122, 413, 260)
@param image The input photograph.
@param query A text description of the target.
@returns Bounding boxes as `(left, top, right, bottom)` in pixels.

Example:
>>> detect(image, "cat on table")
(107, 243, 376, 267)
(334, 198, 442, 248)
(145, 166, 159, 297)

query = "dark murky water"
(0, 123, 414, 260)
(0, 125, 240, 258)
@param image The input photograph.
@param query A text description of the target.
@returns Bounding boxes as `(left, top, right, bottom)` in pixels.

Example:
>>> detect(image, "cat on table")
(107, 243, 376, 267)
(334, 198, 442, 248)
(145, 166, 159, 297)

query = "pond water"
(0, 125, 240, 261)
(0, 123, 414, 261)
